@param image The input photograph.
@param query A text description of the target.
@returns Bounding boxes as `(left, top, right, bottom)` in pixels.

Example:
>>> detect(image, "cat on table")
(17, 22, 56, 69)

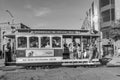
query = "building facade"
(99, 0, 115, 38)
(0, 23, 30, 52)
(0, 23, 11, 51)
(81, 0, 100, 33)
(82, 0, 120, 39)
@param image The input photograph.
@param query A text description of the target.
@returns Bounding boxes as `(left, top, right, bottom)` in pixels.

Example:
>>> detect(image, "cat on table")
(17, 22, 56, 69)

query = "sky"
(0, 0, 93, 29)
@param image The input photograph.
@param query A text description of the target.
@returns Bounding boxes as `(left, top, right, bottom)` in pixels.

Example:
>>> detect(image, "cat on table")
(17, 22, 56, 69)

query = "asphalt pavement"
(0, 59, 4, 68)
(0, 59, 5, 77)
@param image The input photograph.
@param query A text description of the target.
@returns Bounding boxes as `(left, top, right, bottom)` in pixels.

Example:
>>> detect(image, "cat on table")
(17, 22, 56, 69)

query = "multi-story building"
(81, 0, 100, 33)
(81, 0, 120, 57)
(82, 0, 120, 39)
(99, 0, 115, 38)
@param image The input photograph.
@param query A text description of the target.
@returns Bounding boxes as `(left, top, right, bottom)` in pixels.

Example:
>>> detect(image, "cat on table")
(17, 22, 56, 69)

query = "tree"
(110, 19, 120, 41)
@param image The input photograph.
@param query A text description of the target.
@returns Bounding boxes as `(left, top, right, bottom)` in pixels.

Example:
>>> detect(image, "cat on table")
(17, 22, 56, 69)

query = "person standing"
(5, 39, 12, 63)
(108, 46, 113, 58)
(73, 42, 78, 59)
(77, 44, 82, 59)
(93, 44, 98, 59)
(117, 48, 120, 57)
(88, 43, 94, 63)
(0, 50, 2, 59)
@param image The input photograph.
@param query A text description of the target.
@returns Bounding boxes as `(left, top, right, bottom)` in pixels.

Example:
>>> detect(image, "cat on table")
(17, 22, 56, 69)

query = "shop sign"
(26, 49, 54, 57)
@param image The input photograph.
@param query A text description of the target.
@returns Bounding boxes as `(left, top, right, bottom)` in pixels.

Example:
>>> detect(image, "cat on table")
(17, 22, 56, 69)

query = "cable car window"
(52, 36, 61, 48)
(83, 37, 90, 50)
(29, 36, 39, 48)
(17, 37, 27, 48)
(41, 36, 50, 48)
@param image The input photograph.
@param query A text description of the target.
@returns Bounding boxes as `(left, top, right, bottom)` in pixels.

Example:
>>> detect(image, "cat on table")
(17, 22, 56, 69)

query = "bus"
(4, 29, 102, 67)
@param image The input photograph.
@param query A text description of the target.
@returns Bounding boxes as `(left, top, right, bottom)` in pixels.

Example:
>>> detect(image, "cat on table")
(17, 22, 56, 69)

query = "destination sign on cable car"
(16, 57, 62, 63)
(31, 30, 82, 34)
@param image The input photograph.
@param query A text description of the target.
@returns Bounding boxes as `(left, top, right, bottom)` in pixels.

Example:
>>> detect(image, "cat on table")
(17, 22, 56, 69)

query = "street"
(0, 0, 120, 80)
(0, 67, 120, 80)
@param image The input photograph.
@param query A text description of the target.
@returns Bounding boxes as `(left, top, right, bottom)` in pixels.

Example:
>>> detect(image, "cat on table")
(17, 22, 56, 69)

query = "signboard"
(32, 30, 81, 34)
(26, 49, 54, 57)
(16, 57, 62, 63)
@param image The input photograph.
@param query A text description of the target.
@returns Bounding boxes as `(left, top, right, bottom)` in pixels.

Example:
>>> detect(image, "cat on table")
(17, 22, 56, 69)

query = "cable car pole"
(6, 10, 16, 33)
(6, 10, 14, 24)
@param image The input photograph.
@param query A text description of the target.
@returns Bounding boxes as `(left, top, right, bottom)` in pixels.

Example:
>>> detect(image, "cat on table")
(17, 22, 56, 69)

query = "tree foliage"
(109, 20, 120, 41)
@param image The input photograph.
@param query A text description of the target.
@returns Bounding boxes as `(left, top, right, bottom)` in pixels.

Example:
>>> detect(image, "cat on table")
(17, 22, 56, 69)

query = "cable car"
(4, 29, 101, 67)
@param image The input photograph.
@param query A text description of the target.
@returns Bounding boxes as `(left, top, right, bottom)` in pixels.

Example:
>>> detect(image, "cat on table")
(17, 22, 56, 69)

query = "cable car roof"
(4, 33, 15, 38)
(4, 29, 100, 37)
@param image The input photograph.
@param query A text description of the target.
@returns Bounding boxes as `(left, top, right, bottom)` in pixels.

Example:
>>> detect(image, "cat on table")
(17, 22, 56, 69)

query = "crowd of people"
(2, 37, 99, 64)
(63, 40, 99, 62)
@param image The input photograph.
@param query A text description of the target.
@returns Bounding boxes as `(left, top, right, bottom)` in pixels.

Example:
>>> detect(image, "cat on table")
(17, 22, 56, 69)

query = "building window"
(52, 36, 61, 48)
(106, 31, 109, 39)
(111, 8, 115, 21)
(111, 0, 114, 4)
(102, 31, 105, 38)
(102, 9, 110, 22)
(102, 28, 110, 39)
(29, 36, 39, 48)
(17, 37, 27, 48)
(100, 0, 110, 7)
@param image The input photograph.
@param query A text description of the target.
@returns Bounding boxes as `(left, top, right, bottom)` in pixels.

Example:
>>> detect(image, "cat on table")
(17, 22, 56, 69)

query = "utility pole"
(6, 10, 14, 25)
(6, 10, 16, 33)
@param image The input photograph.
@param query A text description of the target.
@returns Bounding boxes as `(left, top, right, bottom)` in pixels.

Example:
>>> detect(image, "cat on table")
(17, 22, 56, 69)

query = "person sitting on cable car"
(45, 42, 50, 48)
(53, 39, 60, 47)
(77, 43, 82, 59)
(83, 48, 88, 59)
(69, 43, 74, 59)
(30, 41, 39, 48)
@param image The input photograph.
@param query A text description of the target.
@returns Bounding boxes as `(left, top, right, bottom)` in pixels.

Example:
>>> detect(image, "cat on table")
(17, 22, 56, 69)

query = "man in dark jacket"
(5, 39, 12, 62)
